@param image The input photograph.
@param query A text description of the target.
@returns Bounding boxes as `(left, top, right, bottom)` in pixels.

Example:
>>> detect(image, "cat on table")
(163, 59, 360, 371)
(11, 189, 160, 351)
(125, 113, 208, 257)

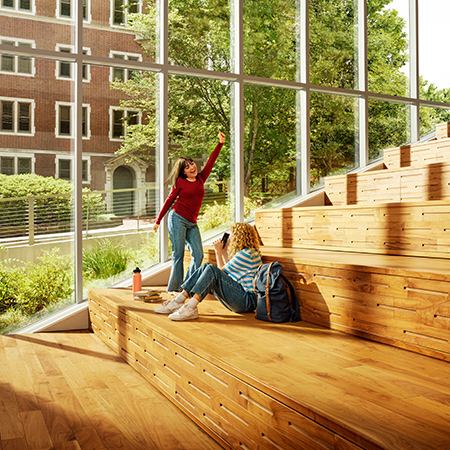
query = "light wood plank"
(89, 289, 450, 450)
(0, 333, 224, 450)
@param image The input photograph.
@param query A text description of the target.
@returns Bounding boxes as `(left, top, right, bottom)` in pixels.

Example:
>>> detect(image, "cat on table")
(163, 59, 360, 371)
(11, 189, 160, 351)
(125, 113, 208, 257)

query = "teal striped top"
(223, 248, 262, 293)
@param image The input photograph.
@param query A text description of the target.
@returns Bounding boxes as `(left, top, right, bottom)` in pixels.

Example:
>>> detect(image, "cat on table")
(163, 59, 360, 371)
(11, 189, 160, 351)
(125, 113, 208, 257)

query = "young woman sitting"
(155, 222, 262, 321)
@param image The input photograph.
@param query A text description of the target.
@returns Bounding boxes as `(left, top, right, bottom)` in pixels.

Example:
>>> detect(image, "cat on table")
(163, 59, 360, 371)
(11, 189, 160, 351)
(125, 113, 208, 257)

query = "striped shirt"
(223, 248, 262, 293)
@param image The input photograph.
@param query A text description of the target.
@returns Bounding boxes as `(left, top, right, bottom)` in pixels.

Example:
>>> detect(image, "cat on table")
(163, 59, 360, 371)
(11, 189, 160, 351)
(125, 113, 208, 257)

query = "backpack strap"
(253, 263, 263, 292)
(280, 273, 299, 322)
(265, 262, 274, 321)
(254, 263, 263, 320)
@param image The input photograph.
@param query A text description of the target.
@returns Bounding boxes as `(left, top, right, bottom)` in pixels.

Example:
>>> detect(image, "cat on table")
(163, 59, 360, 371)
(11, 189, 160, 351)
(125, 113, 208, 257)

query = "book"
(133, 289, 161, 302)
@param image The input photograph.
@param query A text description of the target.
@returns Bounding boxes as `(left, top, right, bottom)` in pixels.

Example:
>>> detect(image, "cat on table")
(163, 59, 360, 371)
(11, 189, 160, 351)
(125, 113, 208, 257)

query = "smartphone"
(221, 232, 230, 248)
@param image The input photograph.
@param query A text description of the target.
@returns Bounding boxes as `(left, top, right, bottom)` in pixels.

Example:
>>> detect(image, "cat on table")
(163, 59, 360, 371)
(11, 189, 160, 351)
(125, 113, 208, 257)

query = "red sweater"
(155, 141, 223, 224)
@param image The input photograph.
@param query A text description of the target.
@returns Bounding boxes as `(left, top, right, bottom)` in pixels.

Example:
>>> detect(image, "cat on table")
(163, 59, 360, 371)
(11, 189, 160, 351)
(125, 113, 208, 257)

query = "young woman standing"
(153, 131, 225, 292)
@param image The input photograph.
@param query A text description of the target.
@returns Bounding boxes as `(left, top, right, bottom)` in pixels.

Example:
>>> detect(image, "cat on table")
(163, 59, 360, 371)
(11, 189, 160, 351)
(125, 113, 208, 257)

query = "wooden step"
(254, 201, 450, 258)
(201, 246, 450, 361)
(325, 162, 450, 206)
(384, 137, 450, 170)
(88, 288, 450, 450)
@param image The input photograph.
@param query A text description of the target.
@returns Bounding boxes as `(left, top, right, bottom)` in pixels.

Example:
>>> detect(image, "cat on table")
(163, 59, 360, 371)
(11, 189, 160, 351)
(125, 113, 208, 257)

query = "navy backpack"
(253, 262, 300, 323)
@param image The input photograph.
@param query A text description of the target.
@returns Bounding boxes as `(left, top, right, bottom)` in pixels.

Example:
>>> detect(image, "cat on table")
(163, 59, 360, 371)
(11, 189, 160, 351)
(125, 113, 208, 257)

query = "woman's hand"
(153, 223, 159, 233)
(213, 238, 224, 253)
(218, 131, 225, 144)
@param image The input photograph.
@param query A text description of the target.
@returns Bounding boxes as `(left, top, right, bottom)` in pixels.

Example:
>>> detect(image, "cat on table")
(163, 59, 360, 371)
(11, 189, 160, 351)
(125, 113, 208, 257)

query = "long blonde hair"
(227, 223, 261, 258)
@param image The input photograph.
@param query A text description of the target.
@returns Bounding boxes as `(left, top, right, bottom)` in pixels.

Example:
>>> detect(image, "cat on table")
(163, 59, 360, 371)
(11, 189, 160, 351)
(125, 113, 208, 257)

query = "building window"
(0, 157, 14, 175)
(59, 105, 71, 136)
(57, 0, 88, 20)
(0, 155, 33, 175)
(59, 159, 71, 180)
(111, 107, 140, 140)
(56, 46, 90, 81)
(110, 52, 141, 82)
(0, 98, 33, 134)
(1, 0, 33, 13)
(56, 157, 89, 182)
(18, 157, 32, 174)
(56, 103, 90, 138)
(59, 47, 72, 78)
(0, 38, 34, 76)
(112, 0, 139, 26)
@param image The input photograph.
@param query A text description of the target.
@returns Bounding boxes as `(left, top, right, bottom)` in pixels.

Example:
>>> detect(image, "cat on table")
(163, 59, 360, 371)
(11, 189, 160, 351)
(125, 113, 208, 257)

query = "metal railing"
(0, 181, 229, 247)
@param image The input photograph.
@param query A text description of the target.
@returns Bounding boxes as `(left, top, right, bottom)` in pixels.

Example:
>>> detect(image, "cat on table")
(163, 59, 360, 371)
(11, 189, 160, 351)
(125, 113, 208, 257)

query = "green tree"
(116, 0, 411, 199)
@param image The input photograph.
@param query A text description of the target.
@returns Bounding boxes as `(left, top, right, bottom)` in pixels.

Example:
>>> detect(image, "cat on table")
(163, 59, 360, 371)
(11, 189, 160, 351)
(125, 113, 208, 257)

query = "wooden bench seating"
(88, 287, 450, 450)
(325, 122, 450, 205)
(384, 137, 450, 170)
(254, 201, 450, 258)
(202, 245, 450, 362)
(325, 161, 450, 206)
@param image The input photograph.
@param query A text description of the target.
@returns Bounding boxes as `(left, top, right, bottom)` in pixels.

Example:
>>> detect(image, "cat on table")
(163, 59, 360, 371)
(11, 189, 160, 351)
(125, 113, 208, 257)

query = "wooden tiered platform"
(88, 287, 450, 450)
(89, 122, 450, 450)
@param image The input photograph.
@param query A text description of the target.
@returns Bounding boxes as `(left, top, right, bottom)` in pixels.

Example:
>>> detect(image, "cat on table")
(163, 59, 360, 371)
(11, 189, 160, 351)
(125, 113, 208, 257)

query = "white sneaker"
(168, 304, 199, 321)
(154, 299, 184, 314)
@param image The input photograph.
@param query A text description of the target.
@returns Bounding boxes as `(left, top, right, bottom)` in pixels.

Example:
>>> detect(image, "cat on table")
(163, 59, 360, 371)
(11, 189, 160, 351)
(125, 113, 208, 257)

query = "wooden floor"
(89, 288, 450, 450)
(0, 331, 224, 450)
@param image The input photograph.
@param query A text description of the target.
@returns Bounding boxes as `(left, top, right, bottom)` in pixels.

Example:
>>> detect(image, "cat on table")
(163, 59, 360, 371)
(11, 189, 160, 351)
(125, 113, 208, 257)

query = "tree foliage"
(115, 0, 449, 202)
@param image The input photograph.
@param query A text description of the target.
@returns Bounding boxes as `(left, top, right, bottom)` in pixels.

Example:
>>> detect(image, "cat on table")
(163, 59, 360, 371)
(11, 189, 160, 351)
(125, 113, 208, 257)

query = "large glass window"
(419, 1, 450, 106)
(244, 84, 298, 214)
(2, 0, 450, 333)
(368, 99, 408, 161)
(310, 92, 358, 188)
(243, 0, 297, 81)
(167, 0, 230, 71)
(367, 0, 409, 97)
(309, 0, 357, 89)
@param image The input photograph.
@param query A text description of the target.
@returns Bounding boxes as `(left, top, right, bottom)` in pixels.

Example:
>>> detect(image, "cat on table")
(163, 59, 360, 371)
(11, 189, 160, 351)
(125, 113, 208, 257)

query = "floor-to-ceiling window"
(1, 0, 450, 333)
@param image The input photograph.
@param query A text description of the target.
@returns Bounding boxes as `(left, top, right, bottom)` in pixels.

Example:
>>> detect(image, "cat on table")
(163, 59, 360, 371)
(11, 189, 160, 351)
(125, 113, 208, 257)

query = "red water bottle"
(133, 267, 142, 293)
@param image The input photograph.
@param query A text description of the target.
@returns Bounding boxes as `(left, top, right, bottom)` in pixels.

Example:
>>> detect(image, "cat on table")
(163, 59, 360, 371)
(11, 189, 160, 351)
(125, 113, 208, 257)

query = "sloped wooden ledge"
(88, 288, 450, 450)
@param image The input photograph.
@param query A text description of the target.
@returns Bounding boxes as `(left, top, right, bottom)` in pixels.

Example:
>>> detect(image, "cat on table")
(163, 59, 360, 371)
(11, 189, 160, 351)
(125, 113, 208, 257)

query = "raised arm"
(198, 131, 225, 182)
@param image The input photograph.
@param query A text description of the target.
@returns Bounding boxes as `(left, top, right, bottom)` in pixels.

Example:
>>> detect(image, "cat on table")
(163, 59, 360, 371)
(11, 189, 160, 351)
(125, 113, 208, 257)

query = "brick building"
(0, 0, 155, 216)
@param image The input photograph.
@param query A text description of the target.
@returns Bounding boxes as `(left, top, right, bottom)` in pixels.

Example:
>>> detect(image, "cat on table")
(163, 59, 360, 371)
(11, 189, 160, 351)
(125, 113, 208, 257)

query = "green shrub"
(16, 249, 73, 315)
(83, 239, 136, 280)
(0, 248, 73, 319)
(0, 265, 21, 313)
(198, 197, 260, 232)
(0, 173, 106, 227)
(199, 201, 231, 232)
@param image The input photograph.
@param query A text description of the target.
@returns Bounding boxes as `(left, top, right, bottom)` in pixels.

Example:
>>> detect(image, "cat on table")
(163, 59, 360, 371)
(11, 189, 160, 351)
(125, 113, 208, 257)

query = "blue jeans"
(181, 263, 257, 313)
(167, 210, 203, 292)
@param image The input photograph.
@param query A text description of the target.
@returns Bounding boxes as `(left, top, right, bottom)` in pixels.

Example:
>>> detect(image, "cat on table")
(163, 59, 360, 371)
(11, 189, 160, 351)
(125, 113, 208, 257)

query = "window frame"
(55, 45, 91, 82)
(109, 51, 142, 82)
(0, 153, 35, 175)
(55, 155, 91, 183)
(0, 37, 35, 76)
(0, 97, 35, 135)
(109, 106, 141, 141)
(55, 102, 91, 139)
(0, 0, 34, 14)
(56, 0, 90, 22)
(110, 0, 141, 27)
